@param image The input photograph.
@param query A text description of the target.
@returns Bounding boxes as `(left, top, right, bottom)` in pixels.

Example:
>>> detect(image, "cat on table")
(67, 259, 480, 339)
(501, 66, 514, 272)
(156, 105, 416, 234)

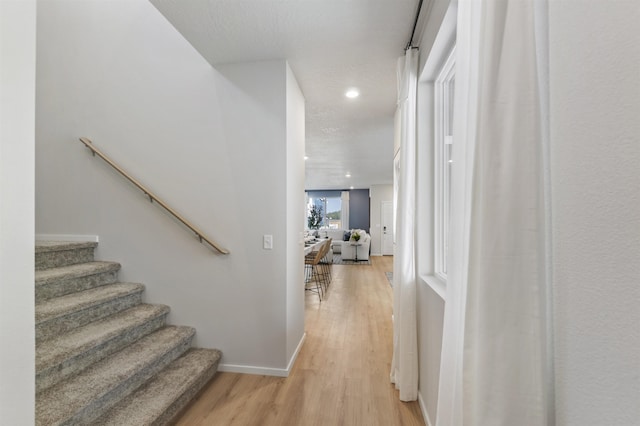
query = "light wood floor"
(175, 256, 424, 426)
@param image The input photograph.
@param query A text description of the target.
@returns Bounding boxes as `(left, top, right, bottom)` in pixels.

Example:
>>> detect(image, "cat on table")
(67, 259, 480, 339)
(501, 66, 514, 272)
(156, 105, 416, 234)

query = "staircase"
(35, 241, 221, 425)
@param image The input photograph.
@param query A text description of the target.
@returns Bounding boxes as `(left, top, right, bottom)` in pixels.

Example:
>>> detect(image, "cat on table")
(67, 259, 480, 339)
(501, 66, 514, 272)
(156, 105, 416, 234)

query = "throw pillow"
(343, 231, 351, 241)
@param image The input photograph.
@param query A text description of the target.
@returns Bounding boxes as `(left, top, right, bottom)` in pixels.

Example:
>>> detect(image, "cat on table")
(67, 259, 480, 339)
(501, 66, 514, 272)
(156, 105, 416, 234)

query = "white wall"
(0, 0, 36, 423)
(285, 63, 306, 363)
(549, 1, 640, 424)
(369, 184, 393, 255)
(36, 0, 304, 375)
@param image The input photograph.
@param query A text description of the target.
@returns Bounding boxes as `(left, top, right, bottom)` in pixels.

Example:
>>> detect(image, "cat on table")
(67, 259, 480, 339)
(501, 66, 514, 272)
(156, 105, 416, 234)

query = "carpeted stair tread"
(35, 241, 98, 270)
(95, 348, 222, 426)
(35, 261, 121, 285)
(36, 283, 145, 341)
(36, 282, 144, 323)
(35, 240, 98, 253)
(35, 261, 121, 301)
(36, 326, 196, 426)
(36, 303, 169, 372)
(36, 304, 170, 392)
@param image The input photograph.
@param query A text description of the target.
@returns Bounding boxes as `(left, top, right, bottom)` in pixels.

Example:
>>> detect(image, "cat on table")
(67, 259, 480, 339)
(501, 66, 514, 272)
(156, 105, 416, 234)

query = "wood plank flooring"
(175, 256, 424, 426)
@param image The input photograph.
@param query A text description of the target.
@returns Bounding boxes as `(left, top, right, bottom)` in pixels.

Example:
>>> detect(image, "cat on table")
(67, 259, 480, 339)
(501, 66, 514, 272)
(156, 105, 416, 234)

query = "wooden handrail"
(79, 137, 229, 255)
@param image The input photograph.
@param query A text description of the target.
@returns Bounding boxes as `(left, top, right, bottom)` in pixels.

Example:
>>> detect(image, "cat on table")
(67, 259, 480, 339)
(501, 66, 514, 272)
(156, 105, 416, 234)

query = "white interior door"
(381, 201, 394, 255)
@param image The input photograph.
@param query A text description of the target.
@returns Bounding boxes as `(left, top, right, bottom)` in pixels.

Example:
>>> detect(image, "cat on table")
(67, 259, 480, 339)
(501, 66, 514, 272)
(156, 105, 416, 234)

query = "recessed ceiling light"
(345, 89, 359, 99)
(350, 186, 354, 190)
(304, 156, 309, 160)
(345, 173, 351, 178)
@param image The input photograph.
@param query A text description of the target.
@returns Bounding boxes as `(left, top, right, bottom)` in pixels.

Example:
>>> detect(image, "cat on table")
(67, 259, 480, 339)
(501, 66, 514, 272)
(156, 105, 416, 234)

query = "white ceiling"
(151, 0, 420, 190)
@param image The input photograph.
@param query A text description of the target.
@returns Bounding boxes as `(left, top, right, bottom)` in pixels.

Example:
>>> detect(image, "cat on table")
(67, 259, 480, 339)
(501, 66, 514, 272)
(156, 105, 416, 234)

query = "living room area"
(305, 185, 394, 263)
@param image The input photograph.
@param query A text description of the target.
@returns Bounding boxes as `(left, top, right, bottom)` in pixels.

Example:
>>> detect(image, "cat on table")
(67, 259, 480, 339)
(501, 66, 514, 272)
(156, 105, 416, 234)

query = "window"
(324, 197, 342, 229)
(434, 48, 455, 280)
(306, 195, 342, 230)
(416, 3, 456, 298)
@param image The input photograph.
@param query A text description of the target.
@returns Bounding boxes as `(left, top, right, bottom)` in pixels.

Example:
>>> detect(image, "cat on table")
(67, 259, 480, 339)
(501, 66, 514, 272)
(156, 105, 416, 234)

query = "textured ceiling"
(151, 0, 420, 190)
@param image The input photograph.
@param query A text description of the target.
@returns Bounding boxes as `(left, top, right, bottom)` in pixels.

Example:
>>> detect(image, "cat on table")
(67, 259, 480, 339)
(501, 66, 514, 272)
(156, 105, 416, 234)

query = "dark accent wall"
(349, 189, 370, 231)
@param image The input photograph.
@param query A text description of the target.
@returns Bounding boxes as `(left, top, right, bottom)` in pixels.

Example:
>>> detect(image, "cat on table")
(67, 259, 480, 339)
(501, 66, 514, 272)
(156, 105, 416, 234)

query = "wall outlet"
(263, 235, 273, 250)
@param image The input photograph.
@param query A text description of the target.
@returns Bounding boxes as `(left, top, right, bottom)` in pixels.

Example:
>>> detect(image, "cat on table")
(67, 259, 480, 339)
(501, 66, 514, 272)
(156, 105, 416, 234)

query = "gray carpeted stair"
(36, 303, 171, 392)
(95, 348, 222, 426)
(35, 261, 121, 302)
(36, 241, 98, 270)
(36, 282, 145, 342)
(35, 241, 222, 426)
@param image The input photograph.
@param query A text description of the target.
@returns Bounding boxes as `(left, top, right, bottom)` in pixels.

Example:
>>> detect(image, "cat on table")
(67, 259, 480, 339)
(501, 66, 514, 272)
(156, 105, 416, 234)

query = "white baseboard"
(218, 333, 306, 378)
(286, 332, 306, 373)
(36, 234, 99, 242)
(418, 391, 434, 426)
(218, 363, 290, 377)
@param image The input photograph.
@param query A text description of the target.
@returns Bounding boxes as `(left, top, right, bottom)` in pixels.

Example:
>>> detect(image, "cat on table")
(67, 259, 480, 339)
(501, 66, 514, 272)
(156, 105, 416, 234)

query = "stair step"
(36, 282, 145, 342)
(36, 326, 195, 426)
(95, 348, 222, 426)
(35, 241, 97, 270)
(35, 261, 121, 301)
(36, 304, 170, 393)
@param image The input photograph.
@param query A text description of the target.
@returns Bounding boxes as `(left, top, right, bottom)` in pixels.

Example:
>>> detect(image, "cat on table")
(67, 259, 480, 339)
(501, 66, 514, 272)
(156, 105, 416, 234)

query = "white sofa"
(311, 228, 370, 260)
(340, 230, 371, 261)
(317, 229, 349, 254)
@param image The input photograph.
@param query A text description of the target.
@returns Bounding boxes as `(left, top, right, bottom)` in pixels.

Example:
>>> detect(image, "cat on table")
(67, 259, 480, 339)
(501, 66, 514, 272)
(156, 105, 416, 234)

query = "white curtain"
(341, 191, 350, 230)
(436, 1, 553, 425)
(390, 48, 419, 401)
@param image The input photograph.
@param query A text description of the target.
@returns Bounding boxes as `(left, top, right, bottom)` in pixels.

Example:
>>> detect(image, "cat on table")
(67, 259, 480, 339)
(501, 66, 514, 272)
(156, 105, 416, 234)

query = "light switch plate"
(263, 235, 273, 250)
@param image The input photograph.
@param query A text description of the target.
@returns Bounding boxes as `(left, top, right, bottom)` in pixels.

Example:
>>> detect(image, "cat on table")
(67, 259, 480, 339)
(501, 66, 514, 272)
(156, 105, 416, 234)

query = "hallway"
(176, 256, 424, 425)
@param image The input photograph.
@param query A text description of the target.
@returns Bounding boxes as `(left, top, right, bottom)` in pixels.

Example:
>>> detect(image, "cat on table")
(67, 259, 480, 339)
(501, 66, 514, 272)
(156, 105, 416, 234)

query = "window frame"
(415, 0, 457, 300)
(434, 48, 456, 281)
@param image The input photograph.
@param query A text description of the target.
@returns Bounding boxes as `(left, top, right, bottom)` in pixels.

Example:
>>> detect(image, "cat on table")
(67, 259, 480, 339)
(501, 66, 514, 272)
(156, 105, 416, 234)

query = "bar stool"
(318, 238, 333, 291)
(305, 240, 329, 301)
